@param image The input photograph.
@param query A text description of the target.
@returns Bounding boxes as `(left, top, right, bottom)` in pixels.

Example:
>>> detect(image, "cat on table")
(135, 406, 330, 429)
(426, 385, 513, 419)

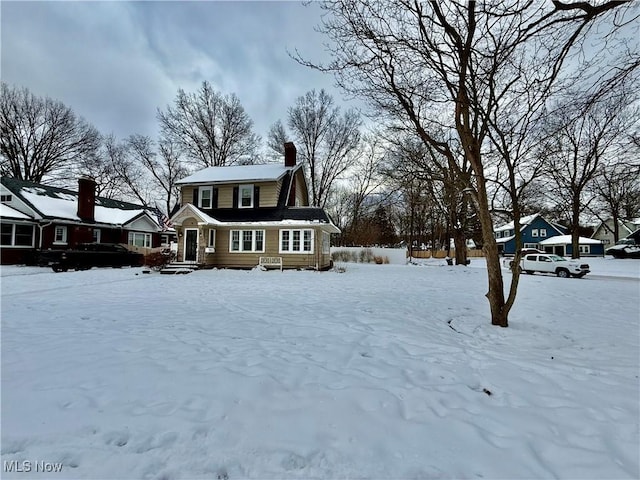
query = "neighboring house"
(170, 142, 340, 270)
(539, 235, 605, 257)
(591, 218, 640, 246)
(624, 227, 640, 244)
(493, 213, 565, 255)
(1, 176, 164, 265)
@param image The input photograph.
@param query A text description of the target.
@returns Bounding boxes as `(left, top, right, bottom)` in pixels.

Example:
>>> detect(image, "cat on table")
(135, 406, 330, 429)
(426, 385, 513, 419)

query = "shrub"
(359, 248, 375, 263)
(144, 251, 173, 271)
(373, 255, 389, 264)
(332, 250, 358, 263)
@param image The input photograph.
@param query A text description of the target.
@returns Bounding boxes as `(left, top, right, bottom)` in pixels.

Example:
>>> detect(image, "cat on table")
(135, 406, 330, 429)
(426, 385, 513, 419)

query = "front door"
(184, 228, 198, 262)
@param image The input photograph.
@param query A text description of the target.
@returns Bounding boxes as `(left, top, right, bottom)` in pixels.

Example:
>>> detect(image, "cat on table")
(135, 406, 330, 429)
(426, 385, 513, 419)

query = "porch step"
(160, 262, 199, 275)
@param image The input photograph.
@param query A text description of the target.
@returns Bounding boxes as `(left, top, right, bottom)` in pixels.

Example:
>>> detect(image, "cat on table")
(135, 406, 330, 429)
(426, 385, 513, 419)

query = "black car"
(606, 244, 640, 259)
(39, 243, 144, 272)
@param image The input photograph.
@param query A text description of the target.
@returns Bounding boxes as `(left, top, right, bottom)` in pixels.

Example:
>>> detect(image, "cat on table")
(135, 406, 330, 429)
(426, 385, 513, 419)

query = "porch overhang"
(170, 204, 222, 227)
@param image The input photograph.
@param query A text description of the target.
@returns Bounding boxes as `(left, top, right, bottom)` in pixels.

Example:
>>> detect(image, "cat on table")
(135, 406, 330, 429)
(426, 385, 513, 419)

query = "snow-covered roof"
(539, 235, 604, 245)
(170, 203, 224, 226)
(0, 203, 33, 220)
(1, 178, 161, 229)
(176, 164, 295, 185)
(19, 187, 148, 226)
(495, 235, 514, 244)
(494, 213, 540, 233)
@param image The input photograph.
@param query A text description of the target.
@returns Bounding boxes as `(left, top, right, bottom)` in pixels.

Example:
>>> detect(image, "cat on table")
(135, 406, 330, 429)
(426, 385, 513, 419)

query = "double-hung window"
(239, 185, 254, 208)
(199, 186, 213, 209)
(539, 228, 547, 238)
(229, 229, 265, 252)
(54, 225, 68, 244)
(280, 229, 313, 254)
(531, 229, 539, 238)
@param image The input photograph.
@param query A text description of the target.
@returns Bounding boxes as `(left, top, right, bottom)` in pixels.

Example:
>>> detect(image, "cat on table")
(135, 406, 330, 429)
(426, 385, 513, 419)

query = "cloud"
(1, 1, 354, 145)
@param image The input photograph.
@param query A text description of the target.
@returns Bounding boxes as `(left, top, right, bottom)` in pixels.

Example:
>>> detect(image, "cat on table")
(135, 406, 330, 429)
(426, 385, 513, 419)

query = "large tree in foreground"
(158, 81, 260, 167)
(0, 83, 101, 183)
(299, 0, 635, 327)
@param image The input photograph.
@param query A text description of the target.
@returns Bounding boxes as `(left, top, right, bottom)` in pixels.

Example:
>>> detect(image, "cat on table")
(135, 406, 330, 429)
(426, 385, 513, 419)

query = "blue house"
(539, 235, 605, 257)
(494, 213, 565, 255)
(494, 213, 605, 256)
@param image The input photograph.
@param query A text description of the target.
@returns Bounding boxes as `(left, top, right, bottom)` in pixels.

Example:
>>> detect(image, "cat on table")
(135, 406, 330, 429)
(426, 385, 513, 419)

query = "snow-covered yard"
(1, 258, 639, 479)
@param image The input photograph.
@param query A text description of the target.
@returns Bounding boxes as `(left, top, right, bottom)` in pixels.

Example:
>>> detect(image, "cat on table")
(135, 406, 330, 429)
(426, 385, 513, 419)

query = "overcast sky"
(1, 1, 355, 146)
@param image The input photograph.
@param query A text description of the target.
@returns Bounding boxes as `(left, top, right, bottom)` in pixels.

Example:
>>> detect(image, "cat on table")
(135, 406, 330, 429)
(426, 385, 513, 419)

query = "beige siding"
(294, 170, 309, 206)
(217, 186, 234, 208)
(181, 186, 194, 206)
(182, 227, 331, 269)
(215, 182, 279, 208)
(258, 182, 279, 207)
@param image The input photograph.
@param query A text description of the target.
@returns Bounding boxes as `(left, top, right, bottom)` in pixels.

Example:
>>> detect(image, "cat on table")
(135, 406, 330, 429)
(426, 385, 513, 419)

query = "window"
(239, 185, 254, 208)
(199, 186, 213, 209)
(540, 228, 547, 238)
(229, 229, 265, 252)
(280, 229, 313, 253)
(281, 231, 290, 251)
(1, 194, 12, 202)
(208, 229, 216, 248)
(255, 230, 264, 251)
(579, 245, 591, 254)
(15, 225, 34, 246)
(242, 230, 253, 251)
(1, 224, 13, 245)
(531, 229, 539, 237)
(523, 243, 539, 249)
(92, 228, 101, 243)
(54, 226, 68, 244)
(128, 232, 151, 248)
(322, 232, 331, 254)
(0, 223, 34, 247)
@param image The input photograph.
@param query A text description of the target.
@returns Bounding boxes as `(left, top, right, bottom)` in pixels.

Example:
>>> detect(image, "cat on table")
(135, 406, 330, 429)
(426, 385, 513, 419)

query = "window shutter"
(193, 188, 199, 207)
(212, 187, 218, 209)
(233, 186, 239, 209)
(254, 186, 260, 208)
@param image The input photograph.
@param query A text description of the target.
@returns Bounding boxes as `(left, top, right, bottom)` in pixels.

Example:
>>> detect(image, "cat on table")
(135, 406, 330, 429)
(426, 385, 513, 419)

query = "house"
(0, 176, 165, 265)
(493, 213, 565, 255)
(591, 218, 640, 247)
(538, 235, 605, 257)
(170, 142, 340, 270)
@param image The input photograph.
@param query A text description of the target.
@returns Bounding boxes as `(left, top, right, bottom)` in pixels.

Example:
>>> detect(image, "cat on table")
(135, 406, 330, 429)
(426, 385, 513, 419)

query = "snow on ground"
(1, 258, 638, 479)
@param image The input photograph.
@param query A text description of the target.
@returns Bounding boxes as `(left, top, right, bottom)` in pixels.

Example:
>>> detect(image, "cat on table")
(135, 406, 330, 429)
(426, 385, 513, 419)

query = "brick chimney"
(77, 176, 96, 222)
(284, 142, 296, 167)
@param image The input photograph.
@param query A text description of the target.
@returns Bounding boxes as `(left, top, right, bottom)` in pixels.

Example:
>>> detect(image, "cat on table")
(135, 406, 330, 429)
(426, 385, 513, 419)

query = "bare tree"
(158, 81, 260, 168)
(542, 85, 638, 257)
(337, 133, 386, 243)
(126, 135, 189, 215)
(298, 1, 634, 326)
(591, 162, 640, 242)
(101, 134, 153, 207)
(0, 83, 101, 183)
(269, 89, 361, 208)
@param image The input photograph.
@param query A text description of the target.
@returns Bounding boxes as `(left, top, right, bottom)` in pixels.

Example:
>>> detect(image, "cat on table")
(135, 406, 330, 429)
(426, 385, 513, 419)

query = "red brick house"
(0, 176, 165, 265)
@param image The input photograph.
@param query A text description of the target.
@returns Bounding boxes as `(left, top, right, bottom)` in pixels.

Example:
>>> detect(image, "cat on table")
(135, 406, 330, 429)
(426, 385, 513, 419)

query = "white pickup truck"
(516, 253, 590, 278)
